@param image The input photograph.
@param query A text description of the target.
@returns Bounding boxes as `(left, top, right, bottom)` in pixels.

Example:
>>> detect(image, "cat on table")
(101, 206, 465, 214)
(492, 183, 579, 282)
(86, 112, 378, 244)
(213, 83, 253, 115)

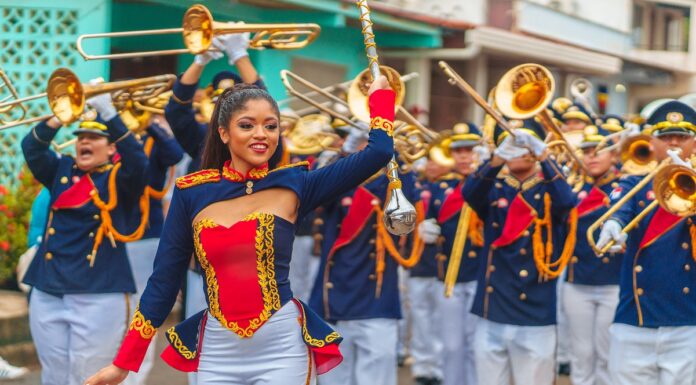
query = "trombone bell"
(348, 66, 405, 123)
(655, 165, 696, 216)
(496, 63, 555, 120)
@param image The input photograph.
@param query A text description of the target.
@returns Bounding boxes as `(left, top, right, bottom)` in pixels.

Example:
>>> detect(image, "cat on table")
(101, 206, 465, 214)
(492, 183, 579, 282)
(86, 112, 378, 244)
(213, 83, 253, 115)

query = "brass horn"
(620, 134, 657, 175)
(283, 114, 341, 155)
(0, 68, 176, 129)
(570, 77, 598, 120)
(586, 151, 682, 256)
(77, 4, 320, 60)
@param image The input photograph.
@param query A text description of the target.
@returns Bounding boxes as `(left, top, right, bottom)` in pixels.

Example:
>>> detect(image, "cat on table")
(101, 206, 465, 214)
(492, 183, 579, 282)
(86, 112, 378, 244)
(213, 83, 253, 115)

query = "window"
(633, 1, 690, 52)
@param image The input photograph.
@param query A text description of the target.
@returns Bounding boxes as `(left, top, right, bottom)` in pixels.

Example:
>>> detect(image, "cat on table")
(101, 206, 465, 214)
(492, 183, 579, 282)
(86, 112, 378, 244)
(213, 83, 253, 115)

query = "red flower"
(0, 185, 6, 196)
(0, 204, 6, 212)
(0, 241, 9, 252)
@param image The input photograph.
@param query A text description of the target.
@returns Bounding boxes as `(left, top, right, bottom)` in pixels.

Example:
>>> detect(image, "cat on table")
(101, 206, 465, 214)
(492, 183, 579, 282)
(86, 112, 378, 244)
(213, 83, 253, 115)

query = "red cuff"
(369, 89, 396, 121)
(113, 329, 155, 372)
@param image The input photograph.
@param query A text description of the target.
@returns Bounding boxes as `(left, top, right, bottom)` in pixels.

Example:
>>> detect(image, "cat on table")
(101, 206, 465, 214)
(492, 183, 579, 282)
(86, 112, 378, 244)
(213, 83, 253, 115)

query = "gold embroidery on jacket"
(129, 308, 156, 339)
(166, 327, 196, 359)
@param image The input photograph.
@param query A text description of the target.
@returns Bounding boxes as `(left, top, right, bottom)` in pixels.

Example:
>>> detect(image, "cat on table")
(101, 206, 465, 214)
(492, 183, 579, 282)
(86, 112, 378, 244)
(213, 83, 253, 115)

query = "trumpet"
(0, 68, 176, 129)
(585, 154, 696, 255)
(77, 4, 320, 60)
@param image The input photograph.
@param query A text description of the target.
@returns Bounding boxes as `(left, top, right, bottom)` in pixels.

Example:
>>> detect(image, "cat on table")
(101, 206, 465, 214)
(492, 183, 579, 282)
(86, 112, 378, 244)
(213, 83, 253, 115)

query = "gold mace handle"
(444, 205, 472, 298)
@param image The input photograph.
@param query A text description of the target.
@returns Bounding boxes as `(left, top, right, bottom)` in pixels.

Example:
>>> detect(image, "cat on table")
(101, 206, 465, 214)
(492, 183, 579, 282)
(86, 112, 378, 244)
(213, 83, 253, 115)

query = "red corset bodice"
(193, 212, 294, 338)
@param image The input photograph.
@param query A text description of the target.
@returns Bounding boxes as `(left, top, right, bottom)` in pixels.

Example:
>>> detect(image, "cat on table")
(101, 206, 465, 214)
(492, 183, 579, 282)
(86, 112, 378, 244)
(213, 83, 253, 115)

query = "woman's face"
(218, 99, 280, 170)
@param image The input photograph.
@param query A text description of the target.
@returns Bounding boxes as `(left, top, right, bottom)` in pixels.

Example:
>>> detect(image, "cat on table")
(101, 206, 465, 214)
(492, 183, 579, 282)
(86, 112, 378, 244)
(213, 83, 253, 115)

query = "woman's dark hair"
(200, 83, 283, 170)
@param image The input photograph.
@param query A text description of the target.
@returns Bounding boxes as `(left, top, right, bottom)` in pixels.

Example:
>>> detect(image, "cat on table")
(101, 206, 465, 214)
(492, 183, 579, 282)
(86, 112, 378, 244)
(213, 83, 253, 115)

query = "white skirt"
(197, 302, 316, 385)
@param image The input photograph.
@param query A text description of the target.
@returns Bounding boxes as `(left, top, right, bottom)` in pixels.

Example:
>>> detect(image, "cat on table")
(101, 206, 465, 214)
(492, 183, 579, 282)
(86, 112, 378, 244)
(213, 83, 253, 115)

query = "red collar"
(222, 161, 269, 182)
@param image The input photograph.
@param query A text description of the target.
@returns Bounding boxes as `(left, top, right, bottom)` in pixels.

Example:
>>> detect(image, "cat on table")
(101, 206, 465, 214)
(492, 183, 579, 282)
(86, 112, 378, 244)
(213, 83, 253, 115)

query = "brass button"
(523, 231, 530, 237)
(89, 232, 95, 238)
(571, 256, 579, 263)
(635, 265, 643, 273)
(434, 199, 441, 205)
(325, 282, 334, 289)
(602, 257, 610, 264)
(684, 287, 690, 294)
(60, 176, 68, 184)
(440, 182, 448, 189)
(519, 293, 527, 300)
(314, 218, 324, 226)
(93, 214, 100, 220)
(369, 239, 375, 245)
(520, 249, 527, 256)
(534, 194, 541, 200)
(468, 251, 477, 258)
(486, 286, 494, 293)
(683, 243, 690, 250)
(489, 265, 496, 272)
(637, 288, 644, 296)
(495, 182, 502, 188)
(638, 201, 645, 208)
(519, 269, 528, 278)
(368, 274, 376, 281)
(45, 252, 53, 260)
(492, 222, 499, 228)
(686, 264, 691, 271)
(611, 182, 619, 188)
(48, 228, 56, 235)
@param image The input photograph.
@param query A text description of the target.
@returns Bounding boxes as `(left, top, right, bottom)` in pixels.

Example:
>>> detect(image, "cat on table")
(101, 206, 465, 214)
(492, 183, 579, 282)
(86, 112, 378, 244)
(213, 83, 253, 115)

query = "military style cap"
(562, 103, 592, 124)
(74, 114, 110, 139)
(442, 122, 482, 149)
(599, 114, 625, 133)
(646, 100, 696, 137)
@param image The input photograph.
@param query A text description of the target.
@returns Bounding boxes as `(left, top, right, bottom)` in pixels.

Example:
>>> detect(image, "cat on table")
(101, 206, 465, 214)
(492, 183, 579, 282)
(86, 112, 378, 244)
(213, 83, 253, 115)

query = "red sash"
(638, 206, 683, 249)
(491, 194, 536, 248)
(438, 182, 464, 224)
(52, 175, 95, 210)
(328, 187, 377, 257)
(577, 186, 609, 217)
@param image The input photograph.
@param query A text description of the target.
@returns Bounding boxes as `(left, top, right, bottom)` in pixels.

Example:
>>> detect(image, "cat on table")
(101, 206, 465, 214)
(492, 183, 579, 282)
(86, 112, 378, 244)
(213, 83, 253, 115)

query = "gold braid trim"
(193, 213, 281, 338)
(166, 327, 196, 359)
(129, 308, 156, 340)
(270, 161, 310, 174)
(298, 303, 341, 347)
(176, 169, 221, 189)
(370, 117, 394, 136)
(531, 193, 577, 280)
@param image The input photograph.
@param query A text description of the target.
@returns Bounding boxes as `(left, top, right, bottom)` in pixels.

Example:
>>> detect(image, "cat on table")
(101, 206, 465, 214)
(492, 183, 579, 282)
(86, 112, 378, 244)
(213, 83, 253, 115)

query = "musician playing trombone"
(461, 119, 577, 385)
(20, 94, 148, 385)
(562, 124, 624, 385)
(596, 100, 696, 385)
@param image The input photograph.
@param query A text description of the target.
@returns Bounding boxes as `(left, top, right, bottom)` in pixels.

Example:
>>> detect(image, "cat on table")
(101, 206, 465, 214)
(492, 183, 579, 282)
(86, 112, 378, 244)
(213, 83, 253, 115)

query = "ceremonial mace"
(356, 0, 417, 236)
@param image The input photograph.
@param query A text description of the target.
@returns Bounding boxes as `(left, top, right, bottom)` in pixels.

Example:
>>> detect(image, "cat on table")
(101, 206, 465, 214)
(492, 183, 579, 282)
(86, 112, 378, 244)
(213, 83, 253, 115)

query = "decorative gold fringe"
(532, 193, 578, 280)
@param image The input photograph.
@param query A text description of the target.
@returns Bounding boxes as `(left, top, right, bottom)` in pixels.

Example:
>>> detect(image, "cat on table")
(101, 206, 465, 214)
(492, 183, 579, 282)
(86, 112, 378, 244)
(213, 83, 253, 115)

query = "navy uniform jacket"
(433, 174, 483, 283)
(567, 173, 623, 285)
(308, 169, 419, 322)
(21, 118, 148, 294)
(409, 177, 439, 278)
(610, 175, 696, 327)
(111, 95, 394, 372)
(463, 160, 576, 326)
(164, 75, 265, 172)
(131, 124, 184, 239)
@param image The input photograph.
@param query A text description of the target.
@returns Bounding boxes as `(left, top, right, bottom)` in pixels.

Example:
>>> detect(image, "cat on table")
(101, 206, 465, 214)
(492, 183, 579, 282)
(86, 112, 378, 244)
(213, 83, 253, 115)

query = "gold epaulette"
(437, 172, 464, 181)
(176, 169, 221, 189)
(269, 161, 310, 174)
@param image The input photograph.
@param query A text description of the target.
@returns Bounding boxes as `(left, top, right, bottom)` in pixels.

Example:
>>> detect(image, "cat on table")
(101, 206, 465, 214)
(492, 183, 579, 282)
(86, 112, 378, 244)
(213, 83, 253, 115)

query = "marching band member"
(462, 119, 577, 385)
(21, 93, 148, 385)
(597, 100, 696, 385)
(84, 76, 395, 385)
(562, 103, 593, 133)
(309, 133, 421, 385)
(420, 123, 486, 385)
(406, 156, 450, 385)
(124, 117, 184, 385)
(563, 125, 623, 385)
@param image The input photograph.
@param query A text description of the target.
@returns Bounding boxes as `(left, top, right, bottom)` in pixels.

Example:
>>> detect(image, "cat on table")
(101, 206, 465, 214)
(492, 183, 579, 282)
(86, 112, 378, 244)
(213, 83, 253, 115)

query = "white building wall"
(377, 0, 487, 25)
(525, 0, 632, 32)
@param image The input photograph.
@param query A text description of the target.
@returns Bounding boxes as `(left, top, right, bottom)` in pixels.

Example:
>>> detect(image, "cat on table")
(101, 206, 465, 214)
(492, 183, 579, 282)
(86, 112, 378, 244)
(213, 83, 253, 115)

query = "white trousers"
(29, 289, 129, 385)
(198, 303, 315, 385)
(474, 319, 556, 385)
(398, 266, 411, 358)
(127, 238, 159, 385)
(436, 280, 477, 385)
(562, 283, 619, 385)
(186, 269, 208, 385)
(609, 323, 696, 385)
(556, 273, 570, 364)
(407, 276, 443, 379)
(289, 235, 320, 302)
(318, 318, 398, 385)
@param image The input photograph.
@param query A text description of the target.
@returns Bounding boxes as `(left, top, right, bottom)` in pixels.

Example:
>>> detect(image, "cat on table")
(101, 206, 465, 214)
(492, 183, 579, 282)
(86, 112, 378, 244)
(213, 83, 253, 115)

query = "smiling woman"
(85, 75, 395, 385)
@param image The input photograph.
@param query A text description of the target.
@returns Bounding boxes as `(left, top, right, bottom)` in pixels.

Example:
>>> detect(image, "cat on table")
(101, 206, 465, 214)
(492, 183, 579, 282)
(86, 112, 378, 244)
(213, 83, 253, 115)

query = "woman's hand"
(368, 74, 390, 95)
(83, 364, 129, 385)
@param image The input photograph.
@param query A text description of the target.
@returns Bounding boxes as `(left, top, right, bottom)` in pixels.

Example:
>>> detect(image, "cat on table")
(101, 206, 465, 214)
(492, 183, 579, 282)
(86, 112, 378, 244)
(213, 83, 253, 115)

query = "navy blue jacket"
(21, 117, 148, 294)
(463, 160, 576, 326)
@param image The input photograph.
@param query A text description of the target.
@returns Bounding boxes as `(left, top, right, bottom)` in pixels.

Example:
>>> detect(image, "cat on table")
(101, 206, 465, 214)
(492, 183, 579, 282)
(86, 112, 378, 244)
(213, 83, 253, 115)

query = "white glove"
(596, 219, 626, 254)
(474, 144, 491, 162)
(418, 218, 441, 244)
(341, 123, 369, 154)
(667, 148, 692, 169)
(193, 37, 224, 66)
(86, 91, 117, 121)
(215, 27, 250, 64)
(494, 136, 529, 161)
(513, 130, 547, 157)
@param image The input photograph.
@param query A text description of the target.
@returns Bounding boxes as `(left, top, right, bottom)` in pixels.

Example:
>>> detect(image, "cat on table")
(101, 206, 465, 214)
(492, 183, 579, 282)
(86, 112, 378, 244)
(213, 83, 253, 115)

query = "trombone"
(0, 68, 176, 129)
(77, 4, 320, 60)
